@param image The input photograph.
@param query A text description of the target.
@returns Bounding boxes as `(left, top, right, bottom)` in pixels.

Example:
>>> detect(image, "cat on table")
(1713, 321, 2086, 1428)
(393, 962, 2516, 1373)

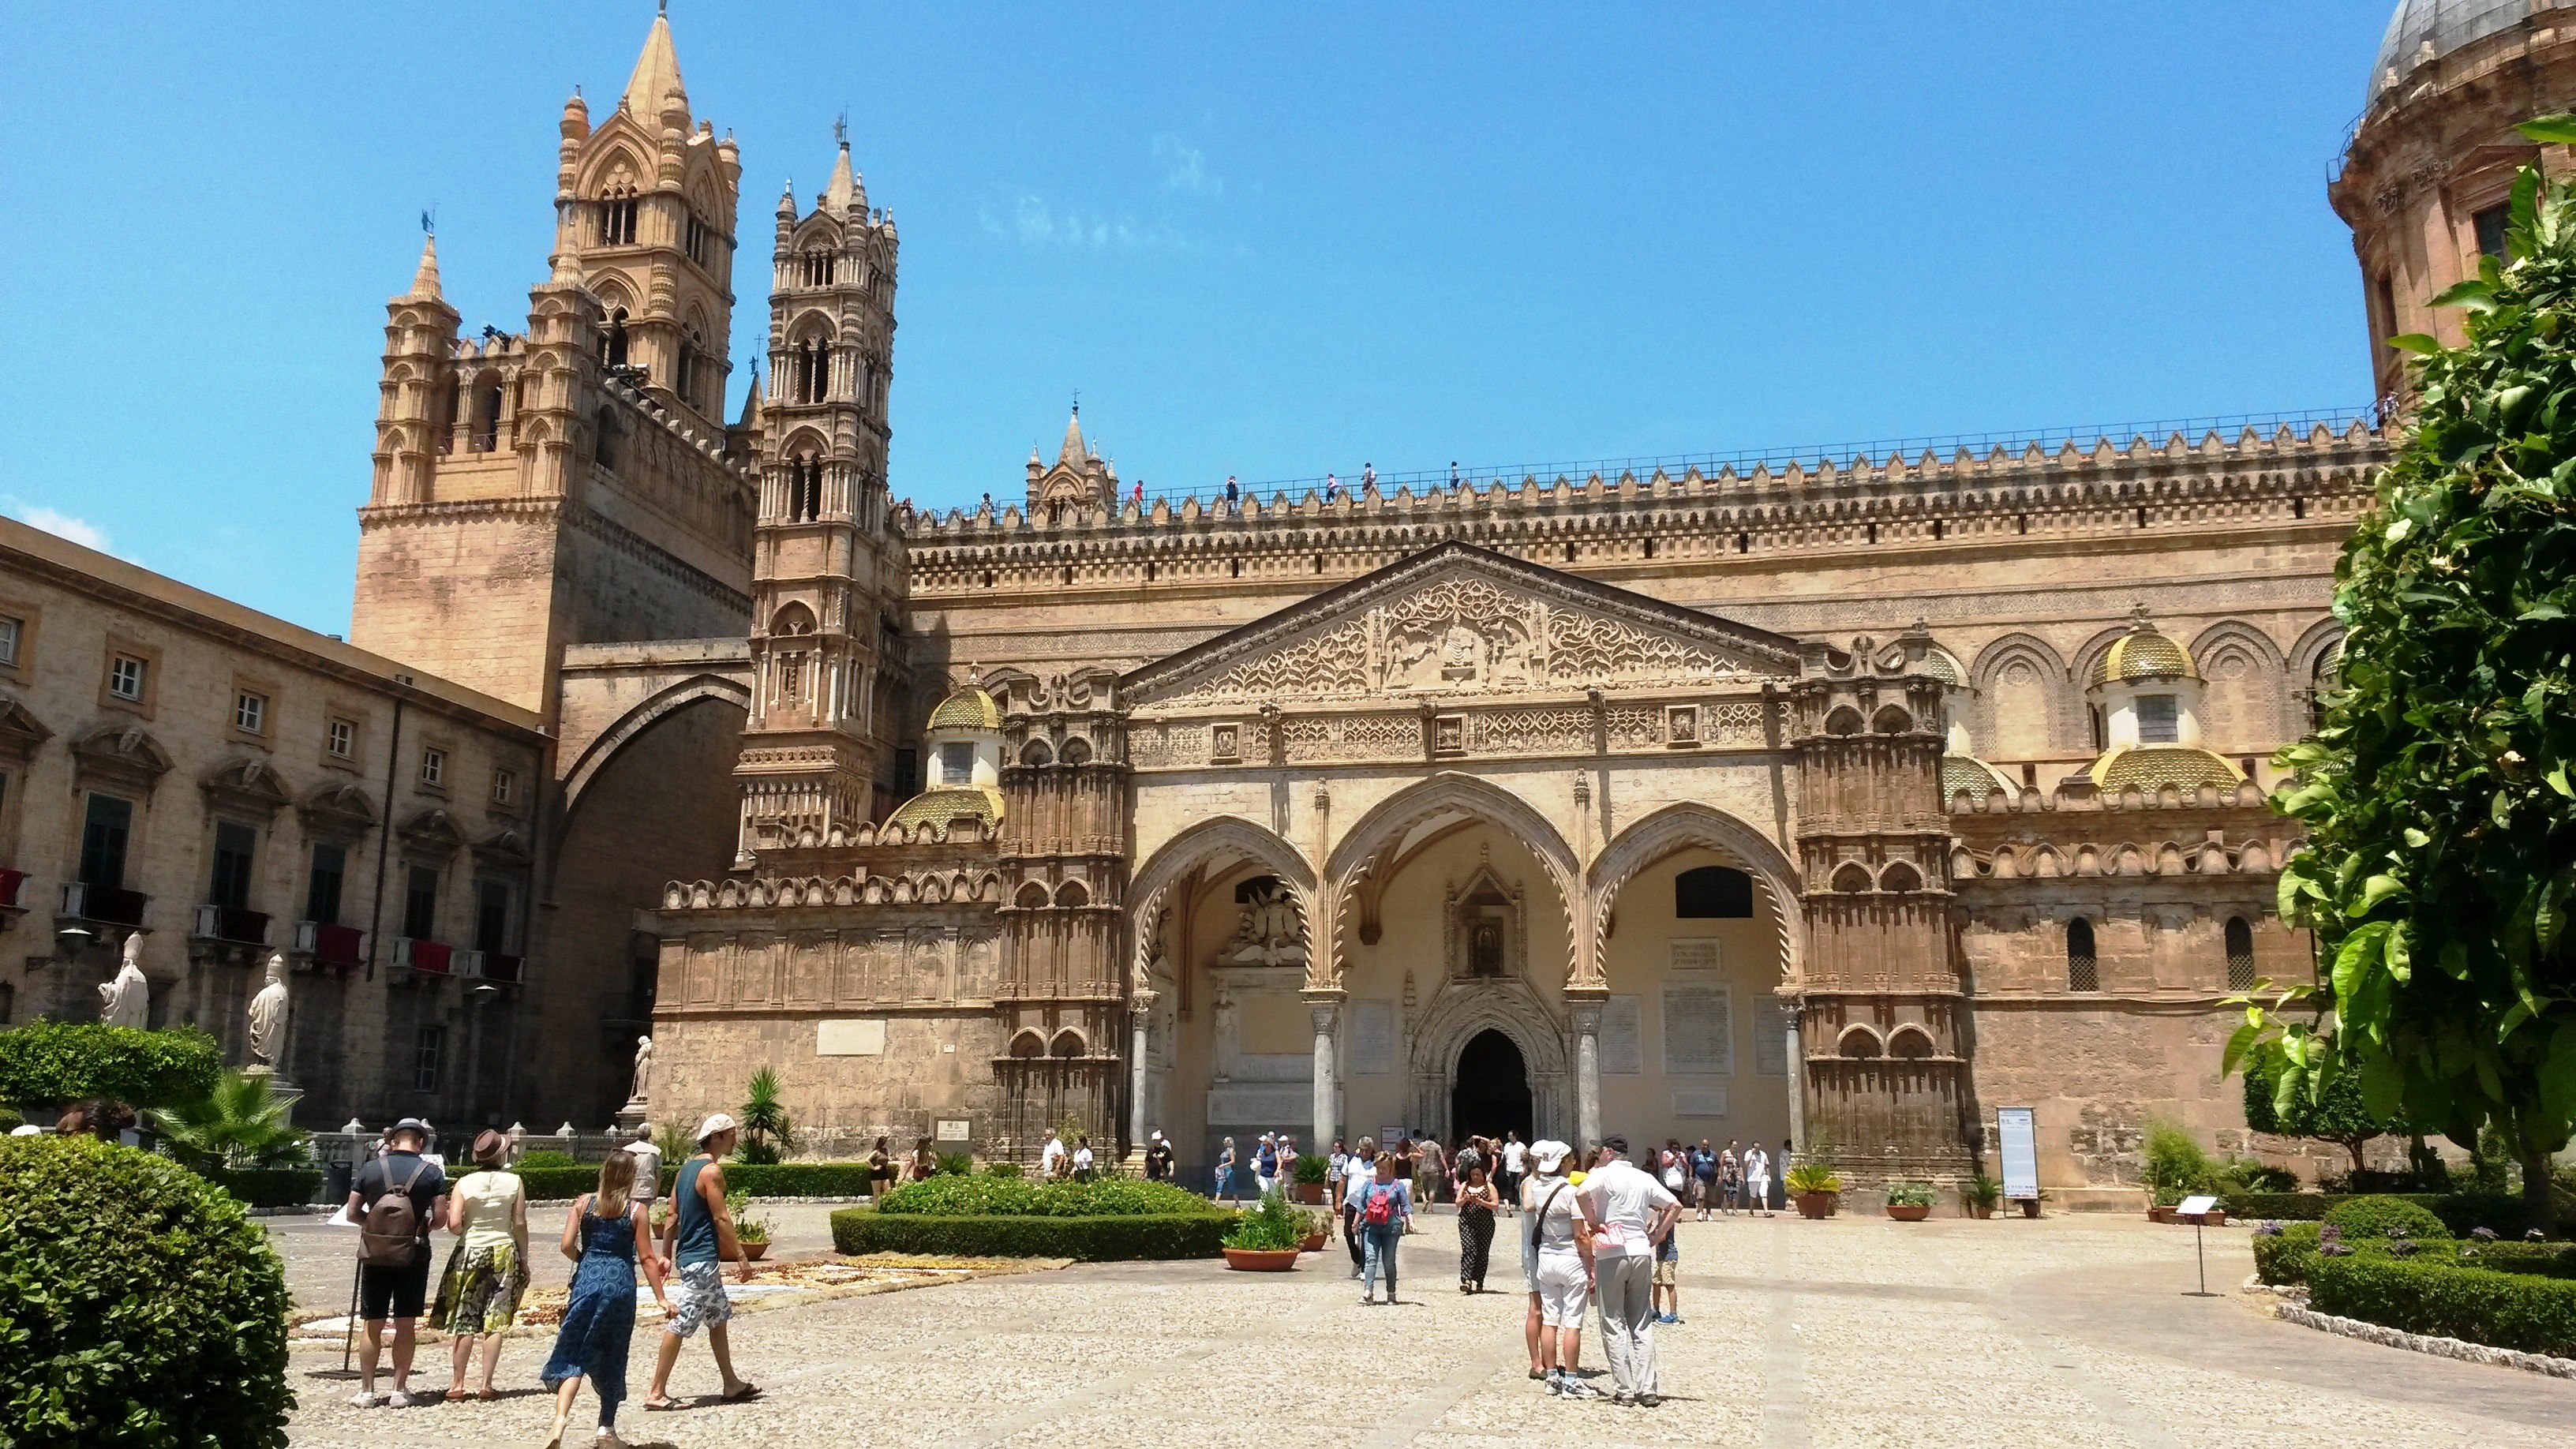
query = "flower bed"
(829, 1209, 1230, 1260)
(874, 1175, 1209, 1218)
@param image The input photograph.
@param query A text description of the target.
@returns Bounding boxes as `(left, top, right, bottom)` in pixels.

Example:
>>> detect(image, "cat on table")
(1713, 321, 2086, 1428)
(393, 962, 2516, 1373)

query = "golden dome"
(927, 684, 1001, 732)
(2090, 620, 2198, 687)
(1941, 755, 2016, 801)
(2088, 745, 2241, 792)
(1920, 649, 1963, 686)
(886, 785, 1004, 830)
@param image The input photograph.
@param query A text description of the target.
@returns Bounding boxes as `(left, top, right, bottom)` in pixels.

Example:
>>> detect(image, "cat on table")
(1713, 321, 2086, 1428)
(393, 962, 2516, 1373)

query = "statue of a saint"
(1222, 882, 1308, 968)
(627, 1034, 654, 1106)
(97, 934, 149, 1029)
(247, 953, 290, 1065)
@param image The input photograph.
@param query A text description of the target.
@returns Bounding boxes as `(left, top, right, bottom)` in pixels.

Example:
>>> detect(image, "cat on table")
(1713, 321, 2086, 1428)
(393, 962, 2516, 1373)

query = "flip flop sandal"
(721, 1383, 763, 1404)
(641, 1398, 683, 1413)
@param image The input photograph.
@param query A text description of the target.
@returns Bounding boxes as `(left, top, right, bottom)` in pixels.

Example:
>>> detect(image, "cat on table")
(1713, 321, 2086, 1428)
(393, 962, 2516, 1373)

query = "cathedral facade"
(18, 6, 2559, 1200)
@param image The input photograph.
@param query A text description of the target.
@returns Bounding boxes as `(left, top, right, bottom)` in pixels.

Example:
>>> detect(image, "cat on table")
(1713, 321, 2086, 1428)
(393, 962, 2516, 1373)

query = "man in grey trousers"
(1578, 1136, 1683, 1406)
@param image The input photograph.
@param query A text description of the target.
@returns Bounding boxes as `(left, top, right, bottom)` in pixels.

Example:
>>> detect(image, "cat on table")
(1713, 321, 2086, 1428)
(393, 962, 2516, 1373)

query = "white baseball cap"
(1529, 1140, 1572, 1173)
(696, 1113, 738, 1144)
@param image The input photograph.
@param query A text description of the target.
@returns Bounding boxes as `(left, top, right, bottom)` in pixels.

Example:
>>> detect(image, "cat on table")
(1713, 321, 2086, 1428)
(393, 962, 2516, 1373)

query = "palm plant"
(151, 1070, 309, 1170)
(735, 1066, 794, 1165)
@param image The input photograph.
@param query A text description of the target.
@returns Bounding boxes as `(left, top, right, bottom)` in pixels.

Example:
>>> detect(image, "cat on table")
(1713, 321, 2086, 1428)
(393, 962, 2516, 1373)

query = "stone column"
(1783, 1000, 1807, 1154)
(1305, 992, 1342, 1148)
(1569, 995, 1604, 1148)
(1128, 989, 1157, 1156)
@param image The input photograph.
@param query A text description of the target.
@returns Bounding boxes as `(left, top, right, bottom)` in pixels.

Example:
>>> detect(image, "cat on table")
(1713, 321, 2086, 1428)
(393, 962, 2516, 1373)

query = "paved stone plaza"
(278, 1211, 2569, 1447)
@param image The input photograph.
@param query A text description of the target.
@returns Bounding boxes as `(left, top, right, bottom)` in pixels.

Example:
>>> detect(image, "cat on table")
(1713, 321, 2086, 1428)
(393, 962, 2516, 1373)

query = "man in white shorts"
(1520, 1140, 1599, 1398)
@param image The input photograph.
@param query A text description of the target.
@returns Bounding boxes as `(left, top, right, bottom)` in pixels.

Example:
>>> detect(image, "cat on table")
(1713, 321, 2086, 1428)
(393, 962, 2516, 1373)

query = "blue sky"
(0, 2, 2396, 635)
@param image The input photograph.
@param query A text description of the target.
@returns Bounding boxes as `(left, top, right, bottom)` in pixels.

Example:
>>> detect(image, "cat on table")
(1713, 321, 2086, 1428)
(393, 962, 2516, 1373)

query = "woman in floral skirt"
(540, 1151, 667, 1447)
(429, 1129, 527, 1399)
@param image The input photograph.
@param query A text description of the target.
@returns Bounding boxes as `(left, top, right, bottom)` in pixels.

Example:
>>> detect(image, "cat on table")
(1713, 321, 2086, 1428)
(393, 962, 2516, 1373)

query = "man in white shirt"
(1039, 1129, 1066, 1180)
(1500, 1133, 1529, 1216)
(624, 1125, 664, 1208)
(1070, 1136, 1094, 1180)
(1579, 1136, 1682, 1406)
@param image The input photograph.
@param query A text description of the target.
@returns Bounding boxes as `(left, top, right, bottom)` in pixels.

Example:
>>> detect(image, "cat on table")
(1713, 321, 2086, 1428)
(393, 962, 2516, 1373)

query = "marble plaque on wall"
(817, 1018, 886, 1056)
(1673, 1087, 1730, 1118)
(1603, 995, 1642, 1075)
(1754, 998, 1789, 1076)
(1350, 1000, 1396, 1076)
(1662, 982, 1732, 1076)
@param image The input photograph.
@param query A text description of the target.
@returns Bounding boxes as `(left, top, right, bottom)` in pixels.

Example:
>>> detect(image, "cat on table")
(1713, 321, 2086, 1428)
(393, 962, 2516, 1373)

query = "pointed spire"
(777, 178, 796, 218)
(824, 122, 863, 213)
(1057, 405, 1086, 467)
(620, 9, 686, 117)
(408, 234, 443, 300)
(738, 365, 762, 429)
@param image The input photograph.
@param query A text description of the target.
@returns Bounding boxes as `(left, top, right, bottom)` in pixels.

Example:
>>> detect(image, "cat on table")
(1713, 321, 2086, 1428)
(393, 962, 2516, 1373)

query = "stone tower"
(729, 128, 908, 859)
(351, 10, 755, 715)
(2332, 2, 2576, 406)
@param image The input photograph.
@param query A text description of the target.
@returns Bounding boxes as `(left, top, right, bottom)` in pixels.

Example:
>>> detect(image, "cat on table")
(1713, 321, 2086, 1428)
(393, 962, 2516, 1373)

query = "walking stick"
(339, 1256, 361, 1375)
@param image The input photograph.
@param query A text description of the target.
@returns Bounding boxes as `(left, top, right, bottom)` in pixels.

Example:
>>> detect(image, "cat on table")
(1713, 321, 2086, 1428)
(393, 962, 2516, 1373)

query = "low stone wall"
(2275, 1302, 2576, 1380)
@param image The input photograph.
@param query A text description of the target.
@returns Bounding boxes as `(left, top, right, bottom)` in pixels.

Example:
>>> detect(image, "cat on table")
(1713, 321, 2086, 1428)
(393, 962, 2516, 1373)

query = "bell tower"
(729, 125, 908, 861)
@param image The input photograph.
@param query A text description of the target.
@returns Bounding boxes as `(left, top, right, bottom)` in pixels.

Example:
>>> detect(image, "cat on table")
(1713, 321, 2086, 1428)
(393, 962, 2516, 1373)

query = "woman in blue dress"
(541, 1151, 668, 1447)
(1214, 1136, 1237, 1203)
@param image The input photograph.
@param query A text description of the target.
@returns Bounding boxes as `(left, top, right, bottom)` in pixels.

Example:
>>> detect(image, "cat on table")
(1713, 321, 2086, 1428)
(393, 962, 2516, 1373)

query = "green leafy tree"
(734, 1066, 794, 1166)
(2242, 1053, 2405, 1175)
(150, 1071, 309, 1172)
(2233, 131, 2576, 1233)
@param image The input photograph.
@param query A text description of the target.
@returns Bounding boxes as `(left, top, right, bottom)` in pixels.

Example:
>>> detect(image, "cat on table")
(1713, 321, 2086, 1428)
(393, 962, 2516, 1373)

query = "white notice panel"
(1673, 1087, 1730, 1118)
(817, 1018, 886, 1056)
(1662, 982, 1734, 1076)
(1754, 998, 1790, 1077)
(1350, 1000, 1396, 1076)
(1602, 995, 1643, 1075)
(1668, 938, 1721, 972)
(1997, 1106, 2039, 1200)
(936, 1118, 972, 1142)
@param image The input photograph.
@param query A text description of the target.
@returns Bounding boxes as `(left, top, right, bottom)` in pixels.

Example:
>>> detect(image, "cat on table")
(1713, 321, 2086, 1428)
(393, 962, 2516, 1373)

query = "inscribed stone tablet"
(1662, 982, 1733, 1076)
(1602, 995, 1642, 1075)
(1350, 1000, 1395, 1076)
(1754, 998, 1789, 1076)
(1669, 938, 1720, 972)
(1673, 1087, 1730, 1118)
(816, 1018, 886, 1056)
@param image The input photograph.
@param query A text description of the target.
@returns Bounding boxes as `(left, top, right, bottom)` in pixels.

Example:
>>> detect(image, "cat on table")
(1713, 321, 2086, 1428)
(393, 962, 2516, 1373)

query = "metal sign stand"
(2177, 1193, 2220, 1297)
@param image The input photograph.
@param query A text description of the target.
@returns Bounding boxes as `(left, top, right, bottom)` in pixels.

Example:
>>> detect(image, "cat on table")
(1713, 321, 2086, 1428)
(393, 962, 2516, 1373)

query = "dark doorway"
(1451, 1029, 1533, 1144)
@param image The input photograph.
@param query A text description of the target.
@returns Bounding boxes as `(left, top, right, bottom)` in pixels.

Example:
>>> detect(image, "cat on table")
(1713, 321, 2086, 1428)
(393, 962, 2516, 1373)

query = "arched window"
(2225, 916, 2256, 990)
(1050, 1029, 1085, 1059)
(1824, 706, 1863, 736)
(600, 182, 638, 245)
(1879, 861, 1923, 893)
(2066, 918, 2099, 992)
(469, 374, 502, 452)
(1829, 863, 1874, 894)
(1675, 865, 1753, 919)
(1871, 704, 1913, 735)
(788, 455, 822, 522)
(800, 251, 835, 287)
(603, 309, 630, 370)
(592, 410, 617, 470)
(1837, 1025, 1882, 1060)
(794, 337, 831, 404)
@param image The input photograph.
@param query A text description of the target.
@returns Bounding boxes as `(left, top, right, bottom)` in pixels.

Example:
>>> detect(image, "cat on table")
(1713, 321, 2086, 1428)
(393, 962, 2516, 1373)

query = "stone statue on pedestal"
(628, 1034, 654, 1105)
(97, 934, 149, 1029)
(247, 953, 290, 1065)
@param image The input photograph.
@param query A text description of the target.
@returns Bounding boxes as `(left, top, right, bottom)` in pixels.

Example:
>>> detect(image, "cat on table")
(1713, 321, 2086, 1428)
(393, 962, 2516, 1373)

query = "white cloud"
(5, 498, 114, 554)
(980, 195, 1193, 253)
(1154, 134, 1221, 196)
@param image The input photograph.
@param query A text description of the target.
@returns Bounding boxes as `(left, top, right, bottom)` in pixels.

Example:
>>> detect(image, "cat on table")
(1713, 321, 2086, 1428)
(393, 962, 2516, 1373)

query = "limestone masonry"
(9, 4, 2568, 1201)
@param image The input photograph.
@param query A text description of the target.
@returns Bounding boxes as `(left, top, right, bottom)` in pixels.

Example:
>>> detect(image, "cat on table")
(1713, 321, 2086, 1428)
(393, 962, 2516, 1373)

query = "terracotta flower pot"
(2147, 1205, 2177, 1224)
(2017, 1199, 2040, 1219)
(1885, 1203, 1930, 1222)
(1794, 1191, 1838, 1219)
(1965, 1203, 1994, 1220)
(1222, 1247, 1300, 1271)
(1295, 1182, 1325, 1204)
(740, 1241, 769, 1261)
(1298, 1231, 1327, 1252)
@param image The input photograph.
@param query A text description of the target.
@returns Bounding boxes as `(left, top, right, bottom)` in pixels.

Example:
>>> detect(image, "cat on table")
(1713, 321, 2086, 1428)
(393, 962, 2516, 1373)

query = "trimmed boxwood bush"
(2254, 1222, 2323, 1285)
(2322, 1194, 2451, 1243)
(2311, 1253, 2576, 1357)
(2223, 1192, 2540, 1238)
(209, 1166, 326, 1208)
(830, 1208, 1230, 1260)
(0, 1135, 292, 1447)
(0, 1020, 223, 1114)
(875, 1174, 1209, 1218)
(2428, 1193, 2537, 1241)
(519, 1161, 884, 1200)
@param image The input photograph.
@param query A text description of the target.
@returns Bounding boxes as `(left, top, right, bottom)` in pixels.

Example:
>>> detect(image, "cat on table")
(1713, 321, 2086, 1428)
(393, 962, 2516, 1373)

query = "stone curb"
(2272, 1302, 2576, 1380)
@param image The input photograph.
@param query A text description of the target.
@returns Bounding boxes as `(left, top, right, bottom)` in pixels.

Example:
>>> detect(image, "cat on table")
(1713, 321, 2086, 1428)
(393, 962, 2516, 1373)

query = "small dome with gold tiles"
(2088, 745, 2241, 793)
(927, 683, 1002, 732)
(886, 785, 1004, 831)
(2090, 613, 2198, 687)
(1941, 754, 2016, 801)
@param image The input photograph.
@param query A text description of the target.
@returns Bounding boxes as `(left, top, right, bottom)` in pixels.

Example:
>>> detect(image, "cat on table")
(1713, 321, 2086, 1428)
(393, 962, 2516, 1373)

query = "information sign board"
(1996, 1106, 2039, 1200)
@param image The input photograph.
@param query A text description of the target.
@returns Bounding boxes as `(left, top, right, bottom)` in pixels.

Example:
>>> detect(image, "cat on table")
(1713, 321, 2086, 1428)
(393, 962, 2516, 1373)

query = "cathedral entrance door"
(1451, 1029, 1533, 1144)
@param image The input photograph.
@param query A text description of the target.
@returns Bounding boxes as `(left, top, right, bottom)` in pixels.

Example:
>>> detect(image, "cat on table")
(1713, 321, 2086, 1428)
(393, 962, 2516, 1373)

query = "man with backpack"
(346, 1118, 447, 1407)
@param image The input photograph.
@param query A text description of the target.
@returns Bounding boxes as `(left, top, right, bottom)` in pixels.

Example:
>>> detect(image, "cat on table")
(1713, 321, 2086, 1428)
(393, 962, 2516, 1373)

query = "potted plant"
(1883, 1181, 1935, 1222)
(1960, 1174, 2002, 1220)
(1291, 1153, 1330, 1204)
(1297, 1206, 1328, 1252)
(1222, 1189, 1305, 1270)
(1785, 1160, 1842, 1218)
(726, 1189, 772, 1262)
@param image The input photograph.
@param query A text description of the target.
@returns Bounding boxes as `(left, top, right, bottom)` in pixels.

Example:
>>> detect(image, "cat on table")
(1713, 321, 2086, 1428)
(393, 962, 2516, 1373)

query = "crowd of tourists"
(341, 1114, 762, 1446)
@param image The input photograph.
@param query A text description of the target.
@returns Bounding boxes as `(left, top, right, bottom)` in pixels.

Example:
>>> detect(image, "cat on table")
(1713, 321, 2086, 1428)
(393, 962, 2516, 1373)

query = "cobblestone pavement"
(283, 1212, 2572, 1447)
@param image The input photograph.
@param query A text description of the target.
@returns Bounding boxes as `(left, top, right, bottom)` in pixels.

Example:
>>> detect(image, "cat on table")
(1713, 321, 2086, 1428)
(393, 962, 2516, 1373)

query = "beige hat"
(696, 1112, 738, 1144)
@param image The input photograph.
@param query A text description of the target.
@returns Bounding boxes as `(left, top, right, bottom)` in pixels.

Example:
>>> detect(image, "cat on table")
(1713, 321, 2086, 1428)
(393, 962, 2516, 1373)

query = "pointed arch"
(1325, 773, 1579, 990)
(1127, 815, 1316, 995)
(1967, 631, 2071, 756)
(1586, 801, 1801, 990)
(559, 672, 752, 822)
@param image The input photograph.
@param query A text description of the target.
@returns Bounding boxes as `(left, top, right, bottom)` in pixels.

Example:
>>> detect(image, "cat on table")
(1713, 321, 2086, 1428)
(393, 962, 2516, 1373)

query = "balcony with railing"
(60, 881, 148, 930)
(294, 919, 367, 970)
(455, 949, 523, 984)
(0, 867, 24, 930)
(192, 904, 273, 947)
(395, 937, 454, 977)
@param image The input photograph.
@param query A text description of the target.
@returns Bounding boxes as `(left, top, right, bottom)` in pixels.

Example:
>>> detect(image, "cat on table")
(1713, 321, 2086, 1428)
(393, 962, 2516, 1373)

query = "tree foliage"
(0, 1021, 221, 1112)
(2235, 140, 2576, 1231)
(150, 1071, 310, 1173)
(2243, 1052, 2406, 1173)
(733, 1065, 794, 1166)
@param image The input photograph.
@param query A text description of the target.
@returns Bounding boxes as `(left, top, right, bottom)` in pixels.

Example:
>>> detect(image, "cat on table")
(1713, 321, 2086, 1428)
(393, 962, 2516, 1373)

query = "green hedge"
(2254, 1223, 2323, 1285)
(829, 1208, 1231, 1260)
(0, 1136, 292, 1446)
(519, 1161, 885, 1200)
(874, 1174, 1208, 1218)
(210, 1166, 326, 1208)
(2323, 1194, 2451, 1243)
(2311, 1253, 2576, 1357)
(2224, 1192, 2538, 1239)
(0, 1021, 223, 1113)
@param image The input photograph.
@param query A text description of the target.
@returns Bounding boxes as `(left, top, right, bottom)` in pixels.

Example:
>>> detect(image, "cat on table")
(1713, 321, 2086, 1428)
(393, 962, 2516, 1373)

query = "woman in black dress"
(1455, 1162, 1501, 1292)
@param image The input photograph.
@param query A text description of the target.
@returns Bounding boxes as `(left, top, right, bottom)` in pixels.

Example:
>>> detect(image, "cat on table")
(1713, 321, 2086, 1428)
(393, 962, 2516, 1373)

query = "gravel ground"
(280, 1211, 2573, 1447)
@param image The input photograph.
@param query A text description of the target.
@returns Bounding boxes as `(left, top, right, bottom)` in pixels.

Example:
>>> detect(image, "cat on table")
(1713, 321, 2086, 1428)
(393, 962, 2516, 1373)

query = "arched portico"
(1324, 771, 1582, 990)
